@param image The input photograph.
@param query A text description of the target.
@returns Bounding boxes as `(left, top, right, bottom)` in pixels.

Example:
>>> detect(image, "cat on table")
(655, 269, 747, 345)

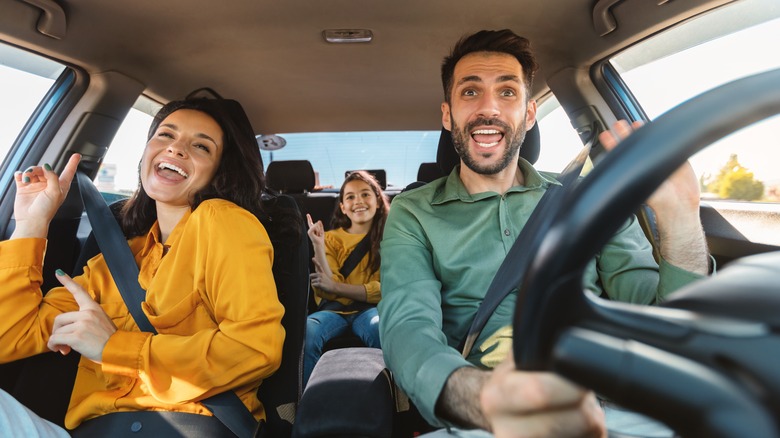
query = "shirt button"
(504, 229, 510, 236)
(131, 421, 143, 432)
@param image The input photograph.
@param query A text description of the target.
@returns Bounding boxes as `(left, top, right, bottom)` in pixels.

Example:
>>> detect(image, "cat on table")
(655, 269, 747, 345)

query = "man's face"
(442, 52, 537, 175)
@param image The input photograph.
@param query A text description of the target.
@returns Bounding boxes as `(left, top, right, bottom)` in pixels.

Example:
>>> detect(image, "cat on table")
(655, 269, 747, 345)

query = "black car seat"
(416, 162, 443, 183)
(266, 160, 339, 231)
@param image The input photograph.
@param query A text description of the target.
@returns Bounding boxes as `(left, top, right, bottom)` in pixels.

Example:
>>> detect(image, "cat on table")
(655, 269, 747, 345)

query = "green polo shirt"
(378, 158, 703, 427)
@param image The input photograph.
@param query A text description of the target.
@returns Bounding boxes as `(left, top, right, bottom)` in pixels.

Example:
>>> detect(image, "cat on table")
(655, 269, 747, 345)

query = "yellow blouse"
(312, 227, 381, 313)
(0, 199, 284, 429)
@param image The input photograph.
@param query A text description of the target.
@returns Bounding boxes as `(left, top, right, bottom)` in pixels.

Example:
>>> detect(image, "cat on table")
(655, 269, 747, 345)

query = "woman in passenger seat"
(303, 170, 389, 387)
(0, 98, 292, 437)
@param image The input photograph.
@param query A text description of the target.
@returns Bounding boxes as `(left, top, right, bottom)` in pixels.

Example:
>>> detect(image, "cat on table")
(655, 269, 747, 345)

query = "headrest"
(266, 160, 315, 193)
(345, 169, 387, 190)
(417, 162, 444, 183)
(436, 121, 541, 175)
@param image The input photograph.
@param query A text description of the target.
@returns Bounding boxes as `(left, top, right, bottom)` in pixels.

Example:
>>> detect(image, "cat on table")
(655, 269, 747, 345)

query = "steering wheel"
(512, 67, 780, 438)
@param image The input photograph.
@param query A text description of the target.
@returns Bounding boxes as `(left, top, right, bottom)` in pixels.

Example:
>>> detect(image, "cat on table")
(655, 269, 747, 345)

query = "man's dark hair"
(441, 29, 539, 104)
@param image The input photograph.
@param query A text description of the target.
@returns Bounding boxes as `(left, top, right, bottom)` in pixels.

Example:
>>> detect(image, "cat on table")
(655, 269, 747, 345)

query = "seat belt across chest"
(76, 171, 258, 438)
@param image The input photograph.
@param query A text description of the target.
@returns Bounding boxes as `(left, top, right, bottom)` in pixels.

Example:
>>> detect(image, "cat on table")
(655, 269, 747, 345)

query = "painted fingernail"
(44, 163, 52, 171)
(25, 168, 33, 173)
(55, 269, 65, 276)
(23, 176, 30, 183)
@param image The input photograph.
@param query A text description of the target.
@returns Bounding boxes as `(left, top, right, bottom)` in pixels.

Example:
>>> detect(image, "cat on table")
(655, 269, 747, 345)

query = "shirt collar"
(138, 207, 193, 256)
(431, 158, 560, 205)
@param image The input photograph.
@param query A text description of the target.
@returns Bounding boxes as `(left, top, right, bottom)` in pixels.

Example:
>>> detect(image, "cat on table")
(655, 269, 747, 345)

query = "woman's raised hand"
(12, 154, 81, 239)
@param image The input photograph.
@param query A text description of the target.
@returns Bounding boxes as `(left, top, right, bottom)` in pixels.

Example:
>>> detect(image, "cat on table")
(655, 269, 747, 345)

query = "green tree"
(709, 154, 765, 201)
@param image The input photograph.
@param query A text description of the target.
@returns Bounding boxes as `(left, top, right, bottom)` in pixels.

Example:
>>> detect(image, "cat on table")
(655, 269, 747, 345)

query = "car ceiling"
(1, 0, 733, 135)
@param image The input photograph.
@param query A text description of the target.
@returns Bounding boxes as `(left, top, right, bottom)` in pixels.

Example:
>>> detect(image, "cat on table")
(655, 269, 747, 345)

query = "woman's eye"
(158, 132, 174, 139)
(194, 143, 210, 153)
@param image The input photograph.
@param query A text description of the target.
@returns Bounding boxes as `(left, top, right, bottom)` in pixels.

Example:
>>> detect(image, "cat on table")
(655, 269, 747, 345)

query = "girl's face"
(140, 109, 224, 208)
(340, 180, 379, 227)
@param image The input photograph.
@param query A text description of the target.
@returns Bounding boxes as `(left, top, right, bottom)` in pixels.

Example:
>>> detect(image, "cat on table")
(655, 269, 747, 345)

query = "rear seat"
(266, 160, 339, 230)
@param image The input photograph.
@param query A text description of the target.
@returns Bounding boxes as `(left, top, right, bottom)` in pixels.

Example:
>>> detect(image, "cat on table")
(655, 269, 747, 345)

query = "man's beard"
(450, 115, 527, 175)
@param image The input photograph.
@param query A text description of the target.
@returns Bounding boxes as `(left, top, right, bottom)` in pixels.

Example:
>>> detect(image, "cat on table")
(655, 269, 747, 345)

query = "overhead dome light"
(322, 29, 373, 43)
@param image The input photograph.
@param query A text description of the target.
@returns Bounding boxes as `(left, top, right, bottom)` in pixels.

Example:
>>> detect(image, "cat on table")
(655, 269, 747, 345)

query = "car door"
(590, 0, 780, 268)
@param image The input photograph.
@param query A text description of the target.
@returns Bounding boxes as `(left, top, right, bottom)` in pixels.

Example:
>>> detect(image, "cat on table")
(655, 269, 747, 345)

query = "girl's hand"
(309, 270, 337, 293)
(306, 213, 325, 248)
(12, 154, 81, 239)
(312, 254, 334, 278)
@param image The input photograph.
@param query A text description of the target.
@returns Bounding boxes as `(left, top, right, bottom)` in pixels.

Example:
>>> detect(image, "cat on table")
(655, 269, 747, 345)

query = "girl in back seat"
(304, 170, 389, 387)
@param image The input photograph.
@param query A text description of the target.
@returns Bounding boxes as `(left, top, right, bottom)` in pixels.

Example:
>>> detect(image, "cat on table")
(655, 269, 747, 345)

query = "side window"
(609, 6, 780, 205)
(99, 96, 159, 200)
(0, 43, 65, 165)
(535, 96, 591, 174)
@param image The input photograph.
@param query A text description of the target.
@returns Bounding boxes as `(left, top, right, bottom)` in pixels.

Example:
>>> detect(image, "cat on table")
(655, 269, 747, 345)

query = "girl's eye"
(158, 132, 174, 139)
(194, 143, 210, 153)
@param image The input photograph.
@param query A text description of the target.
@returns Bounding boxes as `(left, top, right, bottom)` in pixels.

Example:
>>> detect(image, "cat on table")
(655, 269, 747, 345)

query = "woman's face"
(339, 179, 379, 227)
(140, 109, 224, 208)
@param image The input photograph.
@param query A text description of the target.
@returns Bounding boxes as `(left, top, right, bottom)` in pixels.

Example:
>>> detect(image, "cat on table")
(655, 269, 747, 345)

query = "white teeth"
(472, 129, 501, 135)
(158, 162, 189, 178)
(476, 141, 500, 148)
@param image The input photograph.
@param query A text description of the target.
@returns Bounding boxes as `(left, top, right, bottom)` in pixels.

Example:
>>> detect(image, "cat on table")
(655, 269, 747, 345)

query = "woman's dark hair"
(330, 171, 390, 276)
(441, 29, 538, 104)
(121, 98, 300, 240)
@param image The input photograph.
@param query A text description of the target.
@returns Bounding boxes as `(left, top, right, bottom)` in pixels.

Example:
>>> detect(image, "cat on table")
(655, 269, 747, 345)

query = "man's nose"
(476, 93, 500, 119)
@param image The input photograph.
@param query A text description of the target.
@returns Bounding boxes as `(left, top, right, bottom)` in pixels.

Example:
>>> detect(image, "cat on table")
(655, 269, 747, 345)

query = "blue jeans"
(303, 307, 381, 387)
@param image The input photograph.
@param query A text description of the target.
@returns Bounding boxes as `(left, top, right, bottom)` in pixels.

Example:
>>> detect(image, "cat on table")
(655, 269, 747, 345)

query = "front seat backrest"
(257, 193, 309, 437)
(267, 160, 316, 193)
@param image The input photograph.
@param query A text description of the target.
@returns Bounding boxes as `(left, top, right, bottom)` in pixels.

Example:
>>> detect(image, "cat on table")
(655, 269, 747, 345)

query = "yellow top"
(0, 199, 284, 430)
(312, 227, 381, 312)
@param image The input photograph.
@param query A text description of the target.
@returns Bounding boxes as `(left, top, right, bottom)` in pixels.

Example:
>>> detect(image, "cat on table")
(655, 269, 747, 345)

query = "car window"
(259, 131, 438, 189)
(535, 96, 590, 174)
(610, 3, 780, 205)
(0, 43, 65, 164)
(99, 96, 159, 200)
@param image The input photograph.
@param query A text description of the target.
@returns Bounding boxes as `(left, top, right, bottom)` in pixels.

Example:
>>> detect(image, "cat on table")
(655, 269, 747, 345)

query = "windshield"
(259, 131, 439, 189)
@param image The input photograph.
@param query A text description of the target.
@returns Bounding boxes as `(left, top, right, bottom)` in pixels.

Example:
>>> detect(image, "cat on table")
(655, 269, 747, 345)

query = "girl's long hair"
(330, 171, 390, 276)
(120, 98, 300, 240)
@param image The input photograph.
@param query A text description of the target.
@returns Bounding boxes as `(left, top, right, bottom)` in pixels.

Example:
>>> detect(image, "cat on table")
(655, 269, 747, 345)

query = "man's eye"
(462, 89, 477, 96)
(501, 89, 516, 97)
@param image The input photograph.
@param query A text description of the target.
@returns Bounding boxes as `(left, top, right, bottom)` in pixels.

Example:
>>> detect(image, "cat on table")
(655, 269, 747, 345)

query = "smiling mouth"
(353, 207, 368, 213)
(157, 162, 189, 178)
(471, 129, 504, 148)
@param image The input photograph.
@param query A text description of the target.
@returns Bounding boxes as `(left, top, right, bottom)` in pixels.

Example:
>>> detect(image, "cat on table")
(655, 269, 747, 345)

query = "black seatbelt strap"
(339, 234, 371, 279)
(458, 146, 591, 358)
(76, 172, 258, 438)
(317, 234, 372, 312)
